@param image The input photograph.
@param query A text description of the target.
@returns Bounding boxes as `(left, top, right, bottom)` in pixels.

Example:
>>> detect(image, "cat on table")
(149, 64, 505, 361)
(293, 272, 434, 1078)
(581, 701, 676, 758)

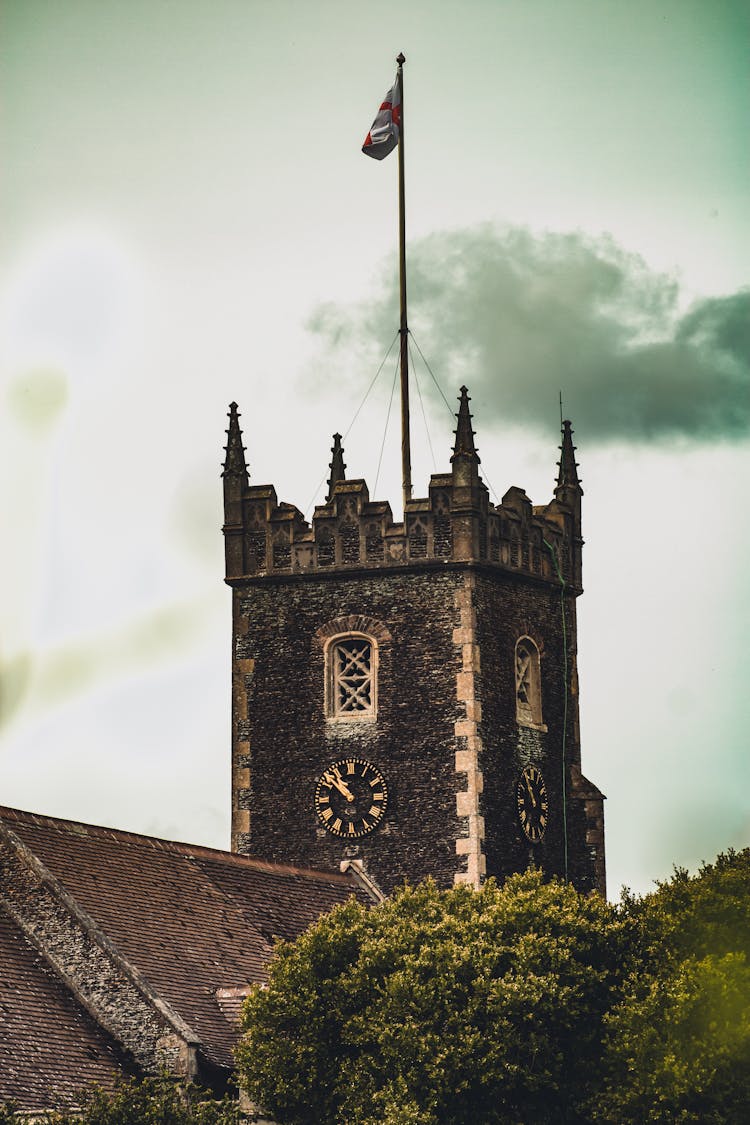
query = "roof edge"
(0, 816, 201, 1075)
(0, 805, 360, 886)
(339, 859, 386, 903)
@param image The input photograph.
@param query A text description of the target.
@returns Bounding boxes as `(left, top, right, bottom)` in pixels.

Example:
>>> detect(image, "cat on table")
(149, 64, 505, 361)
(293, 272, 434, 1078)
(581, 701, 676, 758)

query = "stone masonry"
(0, 819, 199, 1078)
(222, 388, 606, 896)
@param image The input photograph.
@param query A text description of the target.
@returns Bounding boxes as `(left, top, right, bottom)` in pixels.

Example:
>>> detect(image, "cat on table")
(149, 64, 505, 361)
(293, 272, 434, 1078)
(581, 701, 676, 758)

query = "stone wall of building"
(223, 471, 578, 592)
(231, 568, 465, 895)
(223, 394, 605, 896)
(472, 572, 600, 892)
(0, 821, 199, 1077)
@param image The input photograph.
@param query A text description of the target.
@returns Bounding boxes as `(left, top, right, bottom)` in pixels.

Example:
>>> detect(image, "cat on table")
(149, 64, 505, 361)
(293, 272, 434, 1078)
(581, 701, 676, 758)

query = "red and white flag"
(362, 75, 401, 160)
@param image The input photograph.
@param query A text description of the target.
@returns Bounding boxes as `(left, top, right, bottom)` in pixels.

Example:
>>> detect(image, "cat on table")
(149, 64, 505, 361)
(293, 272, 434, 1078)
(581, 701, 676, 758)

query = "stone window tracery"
(327, 634, 377, 720)
(515, 636, 543, 728)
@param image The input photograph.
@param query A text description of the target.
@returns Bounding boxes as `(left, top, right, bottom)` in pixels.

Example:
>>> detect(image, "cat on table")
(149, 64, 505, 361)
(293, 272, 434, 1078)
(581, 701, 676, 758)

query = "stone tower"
(222, 390, 605, 896)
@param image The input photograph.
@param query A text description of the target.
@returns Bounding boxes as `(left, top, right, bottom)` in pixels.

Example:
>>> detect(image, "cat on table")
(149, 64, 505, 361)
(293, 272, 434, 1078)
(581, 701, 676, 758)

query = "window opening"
(515, 637, 542, 727)
(329, 636, 375, 718)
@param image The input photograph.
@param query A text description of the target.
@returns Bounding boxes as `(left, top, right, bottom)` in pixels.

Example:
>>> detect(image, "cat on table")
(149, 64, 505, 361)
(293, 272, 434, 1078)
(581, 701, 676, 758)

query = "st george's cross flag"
(362, 75, 401, 159)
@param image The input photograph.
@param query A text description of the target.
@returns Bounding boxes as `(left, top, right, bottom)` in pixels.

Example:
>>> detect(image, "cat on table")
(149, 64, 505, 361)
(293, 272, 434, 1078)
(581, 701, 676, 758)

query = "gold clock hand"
(330, 768, 355, 802)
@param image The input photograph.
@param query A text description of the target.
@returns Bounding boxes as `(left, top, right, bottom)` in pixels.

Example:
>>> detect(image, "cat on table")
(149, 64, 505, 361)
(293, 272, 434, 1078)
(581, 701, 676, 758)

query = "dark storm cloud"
(307, 226, 750, 443)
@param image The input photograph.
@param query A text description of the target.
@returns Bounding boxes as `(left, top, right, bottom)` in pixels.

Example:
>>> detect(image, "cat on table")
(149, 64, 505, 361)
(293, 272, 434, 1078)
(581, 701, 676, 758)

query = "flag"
(362, 75, 401, 160)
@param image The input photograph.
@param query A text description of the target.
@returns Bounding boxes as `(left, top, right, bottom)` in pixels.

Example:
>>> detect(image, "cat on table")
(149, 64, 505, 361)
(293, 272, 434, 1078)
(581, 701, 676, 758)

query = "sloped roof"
(0, 805, 373, 1110)
(0, 909, 135, 1110)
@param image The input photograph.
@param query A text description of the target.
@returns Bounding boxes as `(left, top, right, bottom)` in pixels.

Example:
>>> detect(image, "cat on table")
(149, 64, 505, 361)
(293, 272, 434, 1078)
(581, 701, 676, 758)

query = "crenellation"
(223, 397, 581, 589)
(502, 485, 532, 519)
(227, 470, 580, 589)
(246, 484, 278, 511)
(339, 522, 360, 565)
(365, 521, 384, 562)
(407, 514, 429, 559)
(223, 394, 603, 896)
(316, 525, 336, 567)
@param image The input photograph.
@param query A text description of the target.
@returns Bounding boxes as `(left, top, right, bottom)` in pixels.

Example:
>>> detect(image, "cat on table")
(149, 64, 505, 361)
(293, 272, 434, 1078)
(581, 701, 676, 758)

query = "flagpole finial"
(397, 52, 405, 66)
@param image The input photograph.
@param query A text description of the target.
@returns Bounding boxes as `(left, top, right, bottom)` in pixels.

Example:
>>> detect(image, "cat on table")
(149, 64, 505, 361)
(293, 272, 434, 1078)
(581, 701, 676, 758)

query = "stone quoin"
(0, 385, 605, 1116)
(223, 388, 605, 897)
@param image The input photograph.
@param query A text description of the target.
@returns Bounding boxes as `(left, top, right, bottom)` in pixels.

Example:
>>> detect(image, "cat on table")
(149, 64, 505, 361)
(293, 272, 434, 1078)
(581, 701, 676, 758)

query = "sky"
(1, 0, 748, 899)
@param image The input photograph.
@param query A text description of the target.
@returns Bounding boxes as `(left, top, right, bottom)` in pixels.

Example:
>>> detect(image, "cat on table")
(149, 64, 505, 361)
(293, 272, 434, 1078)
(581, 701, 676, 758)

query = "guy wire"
(304, 330, 400, 518)
(374, 351, 401, 495)
(409, 332, 455, 419)
(410, 330, 500, 503)
(409, 338, 437, 472)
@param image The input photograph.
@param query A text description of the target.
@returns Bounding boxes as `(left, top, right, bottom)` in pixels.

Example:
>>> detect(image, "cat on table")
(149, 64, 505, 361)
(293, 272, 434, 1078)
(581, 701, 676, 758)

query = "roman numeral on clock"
(314, 758, 389, 839)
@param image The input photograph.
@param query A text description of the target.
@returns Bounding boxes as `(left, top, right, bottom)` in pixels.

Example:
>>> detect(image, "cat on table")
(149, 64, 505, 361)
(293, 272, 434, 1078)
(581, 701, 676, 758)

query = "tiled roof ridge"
(0, 817, 201, 1073)
(0, 804, 356, 885)
(0, 910, 139, 1111)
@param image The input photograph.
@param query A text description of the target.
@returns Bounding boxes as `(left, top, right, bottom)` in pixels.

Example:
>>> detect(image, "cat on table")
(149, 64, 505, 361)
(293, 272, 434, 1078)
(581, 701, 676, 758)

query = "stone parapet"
(223, 473, 580, 591)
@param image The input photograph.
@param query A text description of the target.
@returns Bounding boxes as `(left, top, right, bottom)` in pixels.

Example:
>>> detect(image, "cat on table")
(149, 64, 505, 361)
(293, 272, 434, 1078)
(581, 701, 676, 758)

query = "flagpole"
(396, 51, 412, 511)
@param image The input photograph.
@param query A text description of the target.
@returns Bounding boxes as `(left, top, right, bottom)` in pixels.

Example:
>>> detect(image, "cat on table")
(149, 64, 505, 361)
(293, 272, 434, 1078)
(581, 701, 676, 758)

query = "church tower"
(222, 391, 605, 896)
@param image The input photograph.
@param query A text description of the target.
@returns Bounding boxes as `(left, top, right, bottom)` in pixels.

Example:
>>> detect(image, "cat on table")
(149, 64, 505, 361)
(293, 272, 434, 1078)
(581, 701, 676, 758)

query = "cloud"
(306, 225, 750, 443)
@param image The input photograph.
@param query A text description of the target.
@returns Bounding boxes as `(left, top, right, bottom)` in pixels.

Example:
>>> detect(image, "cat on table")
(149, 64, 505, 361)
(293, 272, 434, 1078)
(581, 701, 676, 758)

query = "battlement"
(222, 390, 583, 590)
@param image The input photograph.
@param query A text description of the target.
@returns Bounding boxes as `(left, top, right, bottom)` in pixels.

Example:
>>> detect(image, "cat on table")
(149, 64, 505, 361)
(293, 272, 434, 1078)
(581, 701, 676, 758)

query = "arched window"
(515, 637, 543, 728)
(326, 634, 377, 720)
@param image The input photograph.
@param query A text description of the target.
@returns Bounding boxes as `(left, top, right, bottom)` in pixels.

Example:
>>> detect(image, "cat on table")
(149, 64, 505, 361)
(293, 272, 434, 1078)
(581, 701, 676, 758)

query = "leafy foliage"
(624, 849, 750, 966)
(8, 1075, 242, 1124)
(4, 851, 747, 1123)
(594, 849, 750, 1123)
(236, 871, 623, 1124)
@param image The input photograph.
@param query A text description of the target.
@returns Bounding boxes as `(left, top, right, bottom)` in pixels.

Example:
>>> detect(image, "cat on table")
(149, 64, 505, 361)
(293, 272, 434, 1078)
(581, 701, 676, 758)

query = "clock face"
(516, 765, 549, 843)
(314, 757, 388, 839)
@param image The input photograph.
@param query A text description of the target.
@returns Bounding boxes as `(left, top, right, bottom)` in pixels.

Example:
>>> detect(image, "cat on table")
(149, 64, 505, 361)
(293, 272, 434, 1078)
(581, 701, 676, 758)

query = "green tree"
(35, 1075, 241, 1125)
(236, 872, 623, 1125)
(623, 849, 750, 966)
(594, 849, 750, 1123)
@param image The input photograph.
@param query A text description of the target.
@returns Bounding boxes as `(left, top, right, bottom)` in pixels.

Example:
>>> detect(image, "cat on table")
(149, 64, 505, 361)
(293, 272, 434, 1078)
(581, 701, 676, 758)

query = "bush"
(236, 872, 624, 1125)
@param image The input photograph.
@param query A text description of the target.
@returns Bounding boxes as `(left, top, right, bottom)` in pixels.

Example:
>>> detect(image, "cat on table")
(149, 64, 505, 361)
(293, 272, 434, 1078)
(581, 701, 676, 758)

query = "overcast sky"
(1, 0, 748, 898)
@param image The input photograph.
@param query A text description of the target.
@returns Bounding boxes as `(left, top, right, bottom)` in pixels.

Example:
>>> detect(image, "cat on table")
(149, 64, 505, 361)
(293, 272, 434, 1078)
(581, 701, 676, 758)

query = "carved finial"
(451, 386, 480, 464)
(556, 419, 581, 490)
(326, 433, 347, 502)
(222, 402, 248, 480)
(397, 52, 405, 67)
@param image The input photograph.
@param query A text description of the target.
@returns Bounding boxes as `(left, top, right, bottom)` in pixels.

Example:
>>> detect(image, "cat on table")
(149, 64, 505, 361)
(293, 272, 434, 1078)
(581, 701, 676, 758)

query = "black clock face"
(516, 765, 549, 843)
(314, 758, 388, 838)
